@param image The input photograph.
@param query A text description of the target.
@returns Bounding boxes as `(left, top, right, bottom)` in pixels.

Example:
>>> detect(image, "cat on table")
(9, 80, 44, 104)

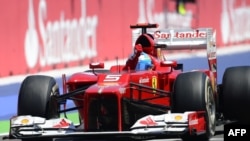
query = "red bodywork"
(64, 24, 217, 134)
(67, 60, 183, 131)
(5, 24, 219, 141)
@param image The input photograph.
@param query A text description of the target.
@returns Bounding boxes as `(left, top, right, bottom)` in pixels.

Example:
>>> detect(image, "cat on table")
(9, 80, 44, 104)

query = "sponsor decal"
(174, 115, 183, 121)
(154, 30, 206, 39)
(21, 118, 30, 125)
(139, 116, 157, 126)
(189, 119, 198, 125)
(139, 77, 150, 83)
(53, 119, 70, 128)
(11, 116, 34, 126)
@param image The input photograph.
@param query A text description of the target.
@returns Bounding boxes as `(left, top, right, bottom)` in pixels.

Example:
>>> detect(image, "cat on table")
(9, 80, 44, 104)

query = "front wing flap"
(6, 111, 206, 140)
(131, 111, 206, 136)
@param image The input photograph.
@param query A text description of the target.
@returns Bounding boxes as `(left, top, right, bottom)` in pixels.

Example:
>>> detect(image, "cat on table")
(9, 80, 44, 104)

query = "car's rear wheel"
(172, 71, 216, 140)
(18, 75, 60, 119)
(222, 66, 250, 123)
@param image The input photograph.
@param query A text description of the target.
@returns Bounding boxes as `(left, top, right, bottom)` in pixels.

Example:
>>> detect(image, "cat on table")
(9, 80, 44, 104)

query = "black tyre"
(18, 75, 60, 119)
(172, 71, 216, 140)
(222, 66, 250, 123)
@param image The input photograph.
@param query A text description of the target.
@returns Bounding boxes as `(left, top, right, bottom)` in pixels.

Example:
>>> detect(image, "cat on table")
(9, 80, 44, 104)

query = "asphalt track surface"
(1, 45, 250, 141)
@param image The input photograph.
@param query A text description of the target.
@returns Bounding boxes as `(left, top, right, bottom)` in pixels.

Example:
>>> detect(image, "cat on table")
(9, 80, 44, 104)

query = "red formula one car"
(3, 23, 250, 141)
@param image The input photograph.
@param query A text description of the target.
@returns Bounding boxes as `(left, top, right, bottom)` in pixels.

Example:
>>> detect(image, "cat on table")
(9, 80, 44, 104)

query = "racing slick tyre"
(222, 66, 250, 123)
(18, 75, 60, 119)
(172, 71, 216, 141)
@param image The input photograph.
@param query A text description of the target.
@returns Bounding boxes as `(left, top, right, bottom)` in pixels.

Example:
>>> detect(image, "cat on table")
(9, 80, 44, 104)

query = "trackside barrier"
(0, 0, 249, 77)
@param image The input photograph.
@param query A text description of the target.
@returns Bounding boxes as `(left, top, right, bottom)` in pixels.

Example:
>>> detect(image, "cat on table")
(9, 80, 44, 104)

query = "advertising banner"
(0, 0, 249, 77)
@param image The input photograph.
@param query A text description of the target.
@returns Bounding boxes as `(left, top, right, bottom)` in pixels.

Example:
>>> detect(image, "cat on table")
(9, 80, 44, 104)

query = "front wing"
(5, 111, 206, 140)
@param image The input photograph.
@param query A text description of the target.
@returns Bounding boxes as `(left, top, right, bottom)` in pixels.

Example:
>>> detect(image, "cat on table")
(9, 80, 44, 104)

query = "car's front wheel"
(18, 75, 60, 119)
(172, 71, 216, 140)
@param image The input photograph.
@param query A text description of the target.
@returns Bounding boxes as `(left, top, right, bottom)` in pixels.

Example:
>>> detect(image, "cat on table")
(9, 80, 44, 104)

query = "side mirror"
(89, 62, 104, 69)
(160, 60, 177, 68)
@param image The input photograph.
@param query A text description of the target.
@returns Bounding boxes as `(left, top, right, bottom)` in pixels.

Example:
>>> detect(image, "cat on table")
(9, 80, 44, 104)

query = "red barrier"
(0, 0, 250, 77)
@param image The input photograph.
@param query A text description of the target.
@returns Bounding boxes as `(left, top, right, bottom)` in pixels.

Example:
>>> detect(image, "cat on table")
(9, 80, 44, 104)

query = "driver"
(123, 34, 159, 71)
(135, 52, 153, 71)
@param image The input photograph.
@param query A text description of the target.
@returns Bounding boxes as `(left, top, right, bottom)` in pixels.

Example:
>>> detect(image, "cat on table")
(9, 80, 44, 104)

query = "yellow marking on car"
(152, 76, 157, 93)
(21, 118, 29, 125)
(174, 115, 183, 121)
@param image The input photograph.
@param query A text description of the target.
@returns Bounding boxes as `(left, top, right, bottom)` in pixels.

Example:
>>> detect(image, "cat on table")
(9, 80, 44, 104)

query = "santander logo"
(154, 30, 207, 39)
(24, 0, 98, 68)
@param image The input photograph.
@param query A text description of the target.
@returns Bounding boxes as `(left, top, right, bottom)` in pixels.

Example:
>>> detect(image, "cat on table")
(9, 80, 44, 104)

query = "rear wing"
(152, 27, 218, 86)
(153, 28, 216, 51)
(132, 27, 216, 60)
(152, 28, 217, 84)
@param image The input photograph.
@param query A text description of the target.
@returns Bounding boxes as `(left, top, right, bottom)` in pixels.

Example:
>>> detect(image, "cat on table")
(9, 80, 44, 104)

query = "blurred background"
(0, 0, 250, 134)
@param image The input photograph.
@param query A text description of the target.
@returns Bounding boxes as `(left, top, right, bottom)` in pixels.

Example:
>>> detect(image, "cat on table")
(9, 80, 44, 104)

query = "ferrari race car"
(3, 23, 250, 141)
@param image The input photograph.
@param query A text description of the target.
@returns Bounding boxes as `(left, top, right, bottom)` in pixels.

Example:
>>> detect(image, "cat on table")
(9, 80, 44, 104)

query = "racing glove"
(130, 44, 143, 60)
(123, 44, 143, 70)
(134, 44, 143, 55)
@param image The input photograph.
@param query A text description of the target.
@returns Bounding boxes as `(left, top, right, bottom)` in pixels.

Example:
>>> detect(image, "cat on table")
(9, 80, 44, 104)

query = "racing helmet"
(135, 34, 155, 56)
(135, 52, 153, 71)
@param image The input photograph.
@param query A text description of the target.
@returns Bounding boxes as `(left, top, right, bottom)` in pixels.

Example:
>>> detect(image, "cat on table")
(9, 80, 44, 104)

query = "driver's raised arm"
(123, 44, 143, 70)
